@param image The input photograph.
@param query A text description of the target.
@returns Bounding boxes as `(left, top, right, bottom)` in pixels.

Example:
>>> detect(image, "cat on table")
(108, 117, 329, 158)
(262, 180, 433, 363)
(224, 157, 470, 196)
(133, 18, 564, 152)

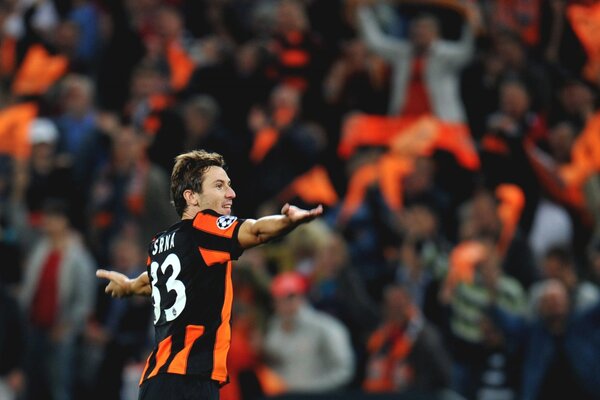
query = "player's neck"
(182, 206, 200, 220)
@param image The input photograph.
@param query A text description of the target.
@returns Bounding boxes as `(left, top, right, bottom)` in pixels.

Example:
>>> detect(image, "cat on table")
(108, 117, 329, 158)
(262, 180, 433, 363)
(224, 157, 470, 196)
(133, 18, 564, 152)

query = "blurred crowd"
(1, 0, 600, 399)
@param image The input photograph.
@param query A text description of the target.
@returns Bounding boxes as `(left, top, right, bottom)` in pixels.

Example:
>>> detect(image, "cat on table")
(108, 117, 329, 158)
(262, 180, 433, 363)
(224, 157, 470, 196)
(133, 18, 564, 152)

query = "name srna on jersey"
(152, 232, 177, 255)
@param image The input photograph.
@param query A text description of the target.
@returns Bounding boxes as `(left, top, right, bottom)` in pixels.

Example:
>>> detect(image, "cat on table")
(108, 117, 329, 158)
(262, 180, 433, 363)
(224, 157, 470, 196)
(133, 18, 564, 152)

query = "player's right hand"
(96, 269, 133, 298)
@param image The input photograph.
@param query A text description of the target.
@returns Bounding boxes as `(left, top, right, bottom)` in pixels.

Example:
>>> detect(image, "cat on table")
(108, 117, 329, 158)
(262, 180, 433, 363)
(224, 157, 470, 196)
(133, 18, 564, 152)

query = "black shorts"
(138, 374, 220, 400)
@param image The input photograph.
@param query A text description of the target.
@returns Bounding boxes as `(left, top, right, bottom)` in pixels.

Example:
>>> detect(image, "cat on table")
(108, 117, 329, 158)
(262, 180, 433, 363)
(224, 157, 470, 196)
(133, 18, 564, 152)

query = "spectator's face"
(62, 83, 92, 116)
(276, 1, 306, 33)
(548, 123, 576, 164)
(197, 166, 236, 215)
(409, 18, 438, 49)
(539, 283, 569, 324)
(315, 235, 347, 278)
(131, 70, 163, 99)
(344, 40, 368, 69)
(403, 157, 434, 199)
(561, 83, 594, 114)
(483, 53, 505, 76)
(384, 287, 410, 324)
(156, 8, 183, 39)
(237, 44, 259, 75)
(184, 108, 212, 138)
(274, 293, 302, 318)
(42, 213, 69, 237)
(112, 240, 143, 273)
(477, 244, 501, 288)
(500, 83, 530, 119)
(55, 22, 79, 55)
(31, 142, 55, 162)
(270, 86, 300, 126)
(403, 205, 437, 240)
(461, 193, 500, 240)
(496, 37, 524, 68)
(541, 256, 563, 280)
(126, 0, 160, 14)
(112, 128, 143, 169)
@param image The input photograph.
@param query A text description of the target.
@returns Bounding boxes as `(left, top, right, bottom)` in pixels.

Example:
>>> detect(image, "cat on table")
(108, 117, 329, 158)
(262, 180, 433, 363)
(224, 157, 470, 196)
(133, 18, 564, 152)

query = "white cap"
(29, 118, 58, 145)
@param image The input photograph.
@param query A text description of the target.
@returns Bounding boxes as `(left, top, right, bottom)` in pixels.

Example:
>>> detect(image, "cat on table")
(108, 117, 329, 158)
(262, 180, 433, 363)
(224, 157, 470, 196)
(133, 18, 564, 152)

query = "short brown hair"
(170, 150, 226, 217)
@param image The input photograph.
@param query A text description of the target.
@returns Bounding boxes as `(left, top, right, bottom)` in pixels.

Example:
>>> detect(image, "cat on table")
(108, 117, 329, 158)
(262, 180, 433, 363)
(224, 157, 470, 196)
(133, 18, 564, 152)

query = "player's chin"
(221, 206, 232, 215)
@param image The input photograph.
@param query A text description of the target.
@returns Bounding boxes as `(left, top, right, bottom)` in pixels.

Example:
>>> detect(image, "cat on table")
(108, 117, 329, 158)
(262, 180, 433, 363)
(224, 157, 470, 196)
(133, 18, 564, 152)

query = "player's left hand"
(96, 269, 133, 298)
(281, 203, 323, 224)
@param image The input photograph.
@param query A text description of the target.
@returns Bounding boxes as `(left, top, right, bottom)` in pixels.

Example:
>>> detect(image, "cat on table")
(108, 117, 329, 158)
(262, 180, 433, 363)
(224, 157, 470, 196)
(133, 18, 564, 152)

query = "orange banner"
(279, 165, 339, 206)
(338, 114, 480, 170)
(557, 111, 600, 206)
(0, 102, 38, 160)
(12, 45, 68, 96)
(568, 2, 600, 83)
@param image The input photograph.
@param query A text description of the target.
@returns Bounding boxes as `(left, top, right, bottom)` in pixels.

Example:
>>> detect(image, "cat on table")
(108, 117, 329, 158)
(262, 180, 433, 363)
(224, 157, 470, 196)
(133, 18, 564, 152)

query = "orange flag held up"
(495, 184, 525, 255)
(166, 41, 196, 92)
(560, 111, 600, 189)
(339, 114, 480, 171)
(338, 154, 414, 224)
(278, 165, 339, 207)
(0, 102, 38, 160)
(12, 44, 68, 96)
(250, 127, 279, 164)
(568, 2, 600, 83)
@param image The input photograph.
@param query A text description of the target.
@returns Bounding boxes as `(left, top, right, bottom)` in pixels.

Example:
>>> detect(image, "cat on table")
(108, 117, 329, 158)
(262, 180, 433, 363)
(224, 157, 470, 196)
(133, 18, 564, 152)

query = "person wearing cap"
(23, 118, 77, 228)
(263, 271, 354, 393)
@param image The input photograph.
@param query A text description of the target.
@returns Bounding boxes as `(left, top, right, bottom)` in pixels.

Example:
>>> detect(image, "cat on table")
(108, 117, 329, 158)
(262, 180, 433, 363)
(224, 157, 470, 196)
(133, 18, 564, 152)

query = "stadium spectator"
(309, 230, 379, 387)
(20, 199, 95, 400)
(244, 84, 326, 213)
(0, 285, 25, 400)
(87, 125, 177, 262)
(86, 230, 152, 400)
(363, 283, 452, 395)
(491, 30, 551, 113)
(466, 316, 520, 400)
(529, 246, 599, 315)
(445, 236, 526, 396)
(457, 188, 538, 289)
(23, 118, 76, 228)
(355, 0, 477, 121)
(480, 79, 546, 232)
(323, 38, 388, 115)
(55, 75, 97, 159)
(264, 271, 354, 393)
(588, 239, 600, 288)
(490, 279, 600, 400)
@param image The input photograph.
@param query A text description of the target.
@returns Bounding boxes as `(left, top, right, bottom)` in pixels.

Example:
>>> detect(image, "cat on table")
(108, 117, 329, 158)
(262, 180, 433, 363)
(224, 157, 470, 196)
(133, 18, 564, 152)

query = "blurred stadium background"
(1, 0, 600, 399)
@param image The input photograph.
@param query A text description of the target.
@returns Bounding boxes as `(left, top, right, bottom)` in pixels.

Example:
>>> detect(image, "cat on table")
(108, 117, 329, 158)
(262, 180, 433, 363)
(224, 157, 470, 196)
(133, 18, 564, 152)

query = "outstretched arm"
(237, 203, 323, 249)
(356, 2, 410, 62)
(96, 269, 151, 298)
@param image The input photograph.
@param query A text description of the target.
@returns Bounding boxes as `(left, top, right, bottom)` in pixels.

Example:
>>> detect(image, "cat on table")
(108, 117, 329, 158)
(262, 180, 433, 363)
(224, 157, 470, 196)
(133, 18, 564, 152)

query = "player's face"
(198, 166, 236, 215)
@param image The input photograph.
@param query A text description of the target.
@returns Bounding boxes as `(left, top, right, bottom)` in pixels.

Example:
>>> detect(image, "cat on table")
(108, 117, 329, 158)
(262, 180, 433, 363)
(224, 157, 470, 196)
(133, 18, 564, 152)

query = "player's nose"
(226, 187, 236, 199)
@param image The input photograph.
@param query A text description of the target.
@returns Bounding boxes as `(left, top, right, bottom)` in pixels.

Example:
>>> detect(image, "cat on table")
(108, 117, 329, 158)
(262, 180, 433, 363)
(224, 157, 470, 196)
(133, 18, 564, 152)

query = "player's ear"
(183, 189, 198, 206)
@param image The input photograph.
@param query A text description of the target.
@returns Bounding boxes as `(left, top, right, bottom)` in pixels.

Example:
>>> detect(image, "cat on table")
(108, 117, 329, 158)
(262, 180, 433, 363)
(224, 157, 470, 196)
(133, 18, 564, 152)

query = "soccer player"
(96, 150, 322, 400)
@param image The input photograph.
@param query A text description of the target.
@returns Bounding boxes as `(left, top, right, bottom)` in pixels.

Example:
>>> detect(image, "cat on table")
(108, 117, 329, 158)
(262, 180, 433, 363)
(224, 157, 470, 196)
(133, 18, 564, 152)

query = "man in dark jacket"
(490, 279, 600, 400)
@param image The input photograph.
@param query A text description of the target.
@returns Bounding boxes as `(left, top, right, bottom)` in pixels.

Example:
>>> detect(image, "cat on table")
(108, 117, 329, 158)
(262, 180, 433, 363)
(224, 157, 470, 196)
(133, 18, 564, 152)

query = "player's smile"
(199, 166, 236, 215)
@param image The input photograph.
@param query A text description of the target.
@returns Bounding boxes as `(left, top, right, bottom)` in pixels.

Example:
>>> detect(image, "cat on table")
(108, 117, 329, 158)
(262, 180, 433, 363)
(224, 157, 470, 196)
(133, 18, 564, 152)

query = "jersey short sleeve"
(192, 210, 245, 260)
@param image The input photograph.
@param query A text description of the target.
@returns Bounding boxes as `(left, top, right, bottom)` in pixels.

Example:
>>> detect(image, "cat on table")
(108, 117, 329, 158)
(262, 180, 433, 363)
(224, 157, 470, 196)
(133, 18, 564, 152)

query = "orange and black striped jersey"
(139, 209, 245, 385)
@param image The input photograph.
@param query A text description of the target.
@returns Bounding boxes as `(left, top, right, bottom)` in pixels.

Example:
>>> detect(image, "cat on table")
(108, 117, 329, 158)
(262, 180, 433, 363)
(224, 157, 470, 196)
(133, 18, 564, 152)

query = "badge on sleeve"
(216, 215, 237, 230)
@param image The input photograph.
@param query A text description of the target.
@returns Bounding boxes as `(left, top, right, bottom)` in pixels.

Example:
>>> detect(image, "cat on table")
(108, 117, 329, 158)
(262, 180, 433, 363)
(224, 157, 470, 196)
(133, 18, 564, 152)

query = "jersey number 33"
(150, 253, 187, 324)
